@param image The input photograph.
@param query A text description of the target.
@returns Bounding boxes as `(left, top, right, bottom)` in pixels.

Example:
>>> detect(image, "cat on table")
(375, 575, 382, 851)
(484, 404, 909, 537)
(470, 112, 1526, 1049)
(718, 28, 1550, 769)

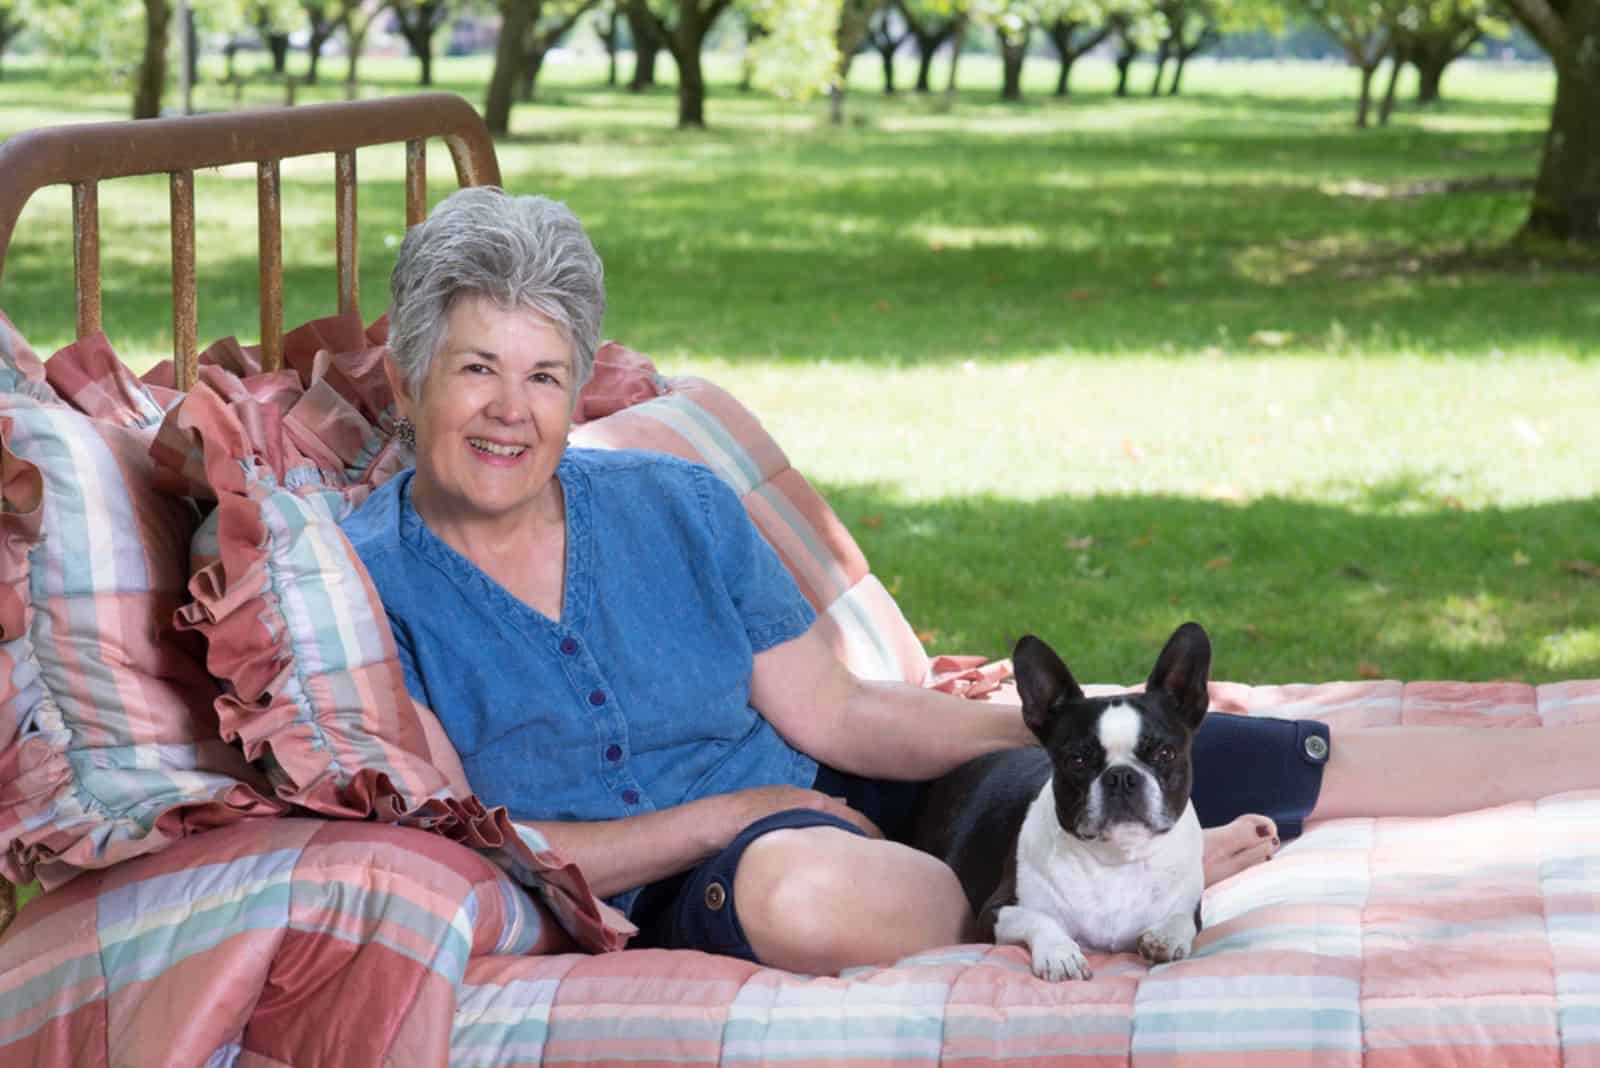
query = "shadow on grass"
(816, 480, 1600, 685)
(1, 83, 1589, 364)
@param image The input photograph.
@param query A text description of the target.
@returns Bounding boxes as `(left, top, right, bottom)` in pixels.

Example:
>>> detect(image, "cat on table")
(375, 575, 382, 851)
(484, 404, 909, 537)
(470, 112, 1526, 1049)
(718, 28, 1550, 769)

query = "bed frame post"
(336, 149, 359, 319)
(71, 182, 102, 339)
(258, 160, 284, 374)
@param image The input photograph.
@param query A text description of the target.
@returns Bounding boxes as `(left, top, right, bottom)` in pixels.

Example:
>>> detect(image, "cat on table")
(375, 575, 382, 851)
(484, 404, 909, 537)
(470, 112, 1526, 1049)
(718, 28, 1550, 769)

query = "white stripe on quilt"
(635, 399, 761, 496)
(823, 579, 905, 683)
(36, 410, 144, 597)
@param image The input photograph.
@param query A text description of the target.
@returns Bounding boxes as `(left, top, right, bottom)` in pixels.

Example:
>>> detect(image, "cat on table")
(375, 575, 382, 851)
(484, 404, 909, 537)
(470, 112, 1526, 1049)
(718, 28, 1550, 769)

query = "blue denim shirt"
(341, 449, 818, 915)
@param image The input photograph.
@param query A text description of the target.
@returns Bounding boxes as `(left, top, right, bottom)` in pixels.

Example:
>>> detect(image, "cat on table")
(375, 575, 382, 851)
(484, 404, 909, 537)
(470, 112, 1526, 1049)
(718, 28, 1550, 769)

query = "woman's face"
(393, 294, 576, 529)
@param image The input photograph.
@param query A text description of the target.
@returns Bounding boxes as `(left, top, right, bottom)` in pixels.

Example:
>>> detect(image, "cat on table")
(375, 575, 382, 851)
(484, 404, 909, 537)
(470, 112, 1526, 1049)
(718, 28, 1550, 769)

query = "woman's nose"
(486, 382, 529, 422)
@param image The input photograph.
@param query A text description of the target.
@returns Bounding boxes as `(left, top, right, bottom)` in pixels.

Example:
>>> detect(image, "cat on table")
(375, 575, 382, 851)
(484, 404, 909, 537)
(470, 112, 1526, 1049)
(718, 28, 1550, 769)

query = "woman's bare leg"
(1310, 722, 1600, 822)
(734, 827, 973, 975)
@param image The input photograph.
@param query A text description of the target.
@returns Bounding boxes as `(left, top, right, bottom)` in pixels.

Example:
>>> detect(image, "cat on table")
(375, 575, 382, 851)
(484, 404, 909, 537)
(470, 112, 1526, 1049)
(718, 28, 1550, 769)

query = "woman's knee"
(732, 828, 971, 972)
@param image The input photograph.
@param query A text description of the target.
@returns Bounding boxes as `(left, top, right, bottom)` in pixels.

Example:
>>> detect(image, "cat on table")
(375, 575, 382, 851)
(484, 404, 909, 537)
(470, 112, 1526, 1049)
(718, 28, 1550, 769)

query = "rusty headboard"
(0, 93, 500, 931)
(0, 92, 501, 389)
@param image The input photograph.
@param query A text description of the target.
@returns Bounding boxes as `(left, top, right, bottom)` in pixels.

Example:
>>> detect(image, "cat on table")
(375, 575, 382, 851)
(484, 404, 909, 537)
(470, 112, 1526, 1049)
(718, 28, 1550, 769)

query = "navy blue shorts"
(628, 713, 1329, 961)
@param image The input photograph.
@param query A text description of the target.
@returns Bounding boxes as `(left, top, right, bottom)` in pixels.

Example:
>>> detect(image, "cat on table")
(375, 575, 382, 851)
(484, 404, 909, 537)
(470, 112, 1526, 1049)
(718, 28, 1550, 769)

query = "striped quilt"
(5, 325, 1600, 1064)
(2, 687, 1597, 1066)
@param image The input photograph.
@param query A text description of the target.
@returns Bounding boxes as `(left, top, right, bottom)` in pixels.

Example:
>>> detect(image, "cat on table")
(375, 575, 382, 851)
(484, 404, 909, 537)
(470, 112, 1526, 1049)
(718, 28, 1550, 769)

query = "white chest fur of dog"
(998, 777, 1203, 965)
(996, 785, 1203, 981)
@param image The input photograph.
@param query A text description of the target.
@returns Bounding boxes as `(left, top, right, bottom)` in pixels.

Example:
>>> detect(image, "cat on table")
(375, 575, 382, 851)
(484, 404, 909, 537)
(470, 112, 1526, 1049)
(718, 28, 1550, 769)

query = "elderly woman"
(342, 187, 1600, 976)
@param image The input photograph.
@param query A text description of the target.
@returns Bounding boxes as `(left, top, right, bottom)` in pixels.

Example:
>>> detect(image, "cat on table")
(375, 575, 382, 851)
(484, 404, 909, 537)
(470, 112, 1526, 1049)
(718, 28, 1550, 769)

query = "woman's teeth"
(469, 438, 526, 458)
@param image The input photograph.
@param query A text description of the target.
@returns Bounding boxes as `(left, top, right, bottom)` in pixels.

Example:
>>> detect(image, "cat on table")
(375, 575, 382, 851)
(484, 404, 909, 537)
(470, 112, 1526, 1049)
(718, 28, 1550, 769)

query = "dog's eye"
(1066, 752, 1090, 772)
(1153, 745, 1177, 765)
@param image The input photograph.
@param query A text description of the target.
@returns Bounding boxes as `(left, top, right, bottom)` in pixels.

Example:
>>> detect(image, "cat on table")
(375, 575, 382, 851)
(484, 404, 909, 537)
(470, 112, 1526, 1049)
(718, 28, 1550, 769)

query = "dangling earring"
(394, 416, 416, 449)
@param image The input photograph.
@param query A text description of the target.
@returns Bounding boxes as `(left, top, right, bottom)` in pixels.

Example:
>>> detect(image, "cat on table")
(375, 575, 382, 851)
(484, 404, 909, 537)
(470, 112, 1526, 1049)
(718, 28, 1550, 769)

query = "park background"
(0, 0, 1596, 686)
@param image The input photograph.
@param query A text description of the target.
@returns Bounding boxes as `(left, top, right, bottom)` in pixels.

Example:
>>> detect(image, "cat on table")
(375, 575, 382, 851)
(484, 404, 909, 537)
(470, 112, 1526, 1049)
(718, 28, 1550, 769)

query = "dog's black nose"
(1102, 767, 1140, 796)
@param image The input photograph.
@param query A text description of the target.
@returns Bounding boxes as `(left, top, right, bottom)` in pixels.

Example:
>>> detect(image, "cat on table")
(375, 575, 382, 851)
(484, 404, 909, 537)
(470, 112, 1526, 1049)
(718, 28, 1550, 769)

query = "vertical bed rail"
(0, 93, 501, 390)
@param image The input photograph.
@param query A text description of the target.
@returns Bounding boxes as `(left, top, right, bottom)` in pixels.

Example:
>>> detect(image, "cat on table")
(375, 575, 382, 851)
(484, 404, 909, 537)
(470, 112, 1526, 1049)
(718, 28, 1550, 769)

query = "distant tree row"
(0, 0, 1594, 244)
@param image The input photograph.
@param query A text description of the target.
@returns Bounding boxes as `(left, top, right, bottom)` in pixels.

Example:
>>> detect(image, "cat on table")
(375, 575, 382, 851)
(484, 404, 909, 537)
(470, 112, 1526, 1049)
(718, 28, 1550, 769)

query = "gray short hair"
(388, 186, 605, 401)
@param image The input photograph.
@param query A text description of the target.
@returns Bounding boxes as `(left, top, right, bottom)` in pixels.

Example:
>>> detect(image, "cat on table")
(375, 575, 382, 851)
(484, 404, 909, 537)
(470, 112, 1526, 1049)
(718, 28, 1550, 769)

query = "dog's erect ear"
(1013, 635, 1085, 742)
(1146, 622, 1211, 729)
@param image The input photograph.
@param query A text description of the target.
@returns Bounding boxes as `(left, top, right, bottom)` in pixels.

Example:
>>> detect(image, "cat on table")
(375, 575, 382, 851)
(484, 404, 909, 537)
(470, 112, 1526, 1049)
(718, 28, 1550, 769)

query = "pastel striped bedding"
(2, 701, 1597, 1066)
(5, 320, 1600, 1064)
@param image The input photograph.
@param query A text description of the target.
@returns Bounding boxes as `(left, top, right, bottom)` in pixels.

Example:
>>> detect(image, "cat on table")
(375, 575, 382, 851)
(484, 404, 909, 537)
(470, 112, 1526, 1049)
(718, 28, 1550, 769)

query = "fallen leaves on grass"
(1204, 556, 1233, 570)
(1357, 661, 1385, 679)
(1248, 329, 1295, 348)
(1562, 559, 1600, 580)
(1064, 535, 1097, 551)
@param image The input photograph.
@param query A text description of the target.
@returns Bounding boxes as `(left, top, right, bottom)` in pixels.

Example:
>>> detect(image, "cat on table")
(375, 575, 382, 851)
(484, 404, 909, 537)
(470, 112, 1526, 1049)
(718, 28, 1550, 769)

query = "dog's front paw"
(1030, 936, 1093, 982)
(1137, 929, 1192, 966)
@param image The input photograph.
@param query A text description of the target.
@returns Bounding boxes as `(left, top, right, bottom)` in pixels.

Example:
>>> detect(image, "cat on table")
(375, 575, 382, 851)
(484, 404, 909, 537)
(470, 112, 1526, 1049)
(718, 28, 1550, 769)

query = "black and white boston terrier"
(910, 622, 1212, 981)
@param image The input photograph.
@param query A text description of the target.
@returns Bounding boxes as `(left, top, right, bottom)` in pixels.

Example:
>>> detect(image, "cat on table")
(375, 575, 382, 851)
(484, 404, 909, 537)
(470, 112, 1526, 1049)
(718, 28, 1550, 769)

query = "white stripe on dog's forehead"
(1097, 702, 1143, 762)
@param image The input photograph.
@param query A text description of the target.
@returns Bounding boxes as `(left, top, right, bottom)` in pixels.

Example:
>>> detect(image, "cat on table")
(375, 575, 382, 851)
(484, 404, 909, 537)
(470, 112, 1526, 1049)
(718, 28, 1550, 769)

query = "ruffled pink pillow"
(0, 324, 286, 890)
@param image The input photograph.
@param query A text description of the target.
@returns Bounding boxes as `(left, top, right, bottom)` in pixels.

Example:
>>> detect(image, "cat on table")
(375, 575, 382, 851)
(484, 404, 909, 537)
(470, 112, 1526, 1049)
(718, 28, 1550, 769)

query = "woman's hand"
(523, 786, 881, 899)
(712, 785, 884, 844)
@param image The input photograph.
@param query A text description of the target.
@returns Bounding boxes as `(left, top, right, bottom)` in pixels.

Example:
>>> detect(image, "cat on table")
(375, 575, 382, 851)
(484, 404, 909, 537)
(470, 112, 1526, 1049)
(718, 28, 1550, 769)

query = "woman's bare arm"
(524, 784, 879, 898)
(749, 624, 1034, 782)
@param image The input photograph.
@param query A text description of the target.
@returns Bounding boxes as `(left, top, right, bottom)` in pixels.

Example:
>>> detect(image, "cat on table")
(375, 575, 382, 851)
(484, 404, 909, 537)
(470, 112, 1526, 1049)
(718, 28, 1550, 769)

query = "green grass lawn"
(0, 50, 1595, 685)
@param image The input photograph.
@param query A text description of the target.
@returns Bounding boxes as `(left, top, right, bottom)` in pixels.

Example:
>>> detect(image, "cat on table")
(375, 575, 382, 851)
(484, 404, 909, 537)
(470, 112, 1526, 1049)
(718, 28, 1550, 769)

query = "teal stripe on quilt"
(635, 397, 762, 495)
(453, 976, 557, 1066)
(101, 881, 296, 992)
(0, 948, 105, 1038)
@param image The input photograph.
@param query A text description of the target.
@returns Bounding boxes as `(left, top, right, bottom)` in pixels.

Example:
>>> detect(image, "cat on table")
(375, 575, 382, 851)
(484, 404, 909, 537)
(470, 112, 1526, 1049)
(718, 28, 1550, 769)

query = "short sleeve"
(696, 466, 816, 653)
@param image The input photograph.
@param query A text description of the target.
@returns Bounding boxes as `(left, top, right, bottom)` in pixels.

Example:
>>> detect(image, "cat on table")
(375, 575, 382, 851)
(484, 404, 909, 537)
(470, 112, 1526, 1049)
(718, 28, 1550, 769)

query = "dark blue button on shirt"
(341, 449, 818, 916)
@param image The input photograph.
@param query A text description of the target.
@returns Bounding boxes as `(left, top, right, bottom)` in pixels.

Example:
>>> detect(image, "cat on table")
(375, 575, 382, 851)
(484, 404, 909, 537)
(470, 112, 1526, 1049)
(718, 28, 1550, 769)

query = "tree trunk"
(1415, 56, 1445, 104)
(1521, 5, 1600, 243)
(1355, 63, 1375, 128)
(1378, 50, 1402, 125)
(1114, 47, 1136, 97)
(604, 6, 621, 86)
(486, 0, 532, 132)
(1000, 35, 1027, 100)
(674, 41, 706, 127)
(879, 45, 897, 93)
(1055, 53, 1077, 96)
(1149, 40, 1169, 96)
(945, 16, 966, 94)
(134, 0, 171, 119)
(268, 33, 291, 73)
(1047, 21, 1109, 97)
(307, 26, 334, 85)
(1169, 54, 1187, 95)
(345, 18, 372, 88)
(910, 26, 953, 93)
(628, 0, 660, 91)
